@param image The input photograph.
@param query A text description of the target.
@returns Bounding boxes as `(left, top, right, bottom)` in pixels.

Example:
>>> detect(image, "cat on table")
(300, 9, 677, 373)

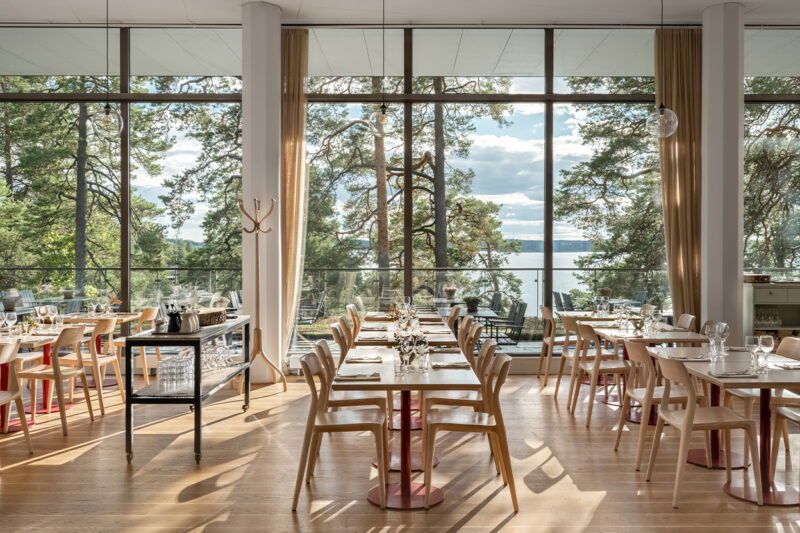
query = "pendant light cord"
(381, 0, 386, 108)
(659, 0, 664, 109)
(105, 0, 110, 107)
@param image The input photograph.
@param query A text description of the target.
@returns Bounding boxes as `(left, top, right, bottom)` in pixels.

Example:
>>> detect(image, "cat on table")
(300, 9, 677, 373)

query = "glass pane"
(411, 102, 545, 353)
(130, 103, 242, 310)
(413, 29, 545, 93)
(554, 29, 654, 94)
(745, 29, 800, 94)
(291, 101, 404, 361)
(553, 103, 669, 313)
(744, 102, 800, 275)
(308, 28, 403, 94)
(130, 28, 242, 93)
(0, 28, 120, 93)
(0, 102, 120, 307)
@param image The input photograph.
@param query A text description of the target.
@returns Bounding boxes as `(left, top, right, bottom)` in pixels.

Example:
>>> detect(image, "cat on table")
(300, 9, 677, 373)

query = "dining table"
(650, 347, 800, 506)
(364, 310, 444, 323)
(332, 345, 481, 509)
(0, 325, 92, 432)
(354, 322, 458, 348)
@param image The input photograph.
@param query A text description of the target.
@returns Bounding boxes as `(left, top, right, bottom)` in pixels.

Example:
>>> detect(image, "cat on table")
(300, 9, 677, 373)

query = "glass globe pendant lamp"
(92, 102, 123, 139)
(368, 103, 397, 138)
(647, 103, 678, 138)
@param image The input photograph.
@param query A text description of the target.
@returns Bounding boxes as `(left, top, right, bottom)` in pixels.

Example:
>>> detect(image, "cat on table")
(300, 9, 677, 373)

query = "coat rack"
(239, 197, 288, 392)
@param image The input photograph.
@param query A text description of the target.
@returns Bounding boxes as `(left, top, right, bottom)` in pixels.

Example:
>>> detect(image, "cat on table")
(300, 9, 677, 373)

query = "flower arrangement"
(598, 287, 612, 297)
(444, 286, 458, 299)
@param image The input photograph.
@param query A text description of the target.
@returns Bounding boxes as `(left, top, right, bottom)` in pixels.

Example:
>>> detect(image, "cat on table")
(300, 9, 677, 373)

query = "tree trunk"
(372, 78, 391, 308)
(3, 108, 11, 189)
(75, 103, 89, 294)
(433, 77, 448, 297)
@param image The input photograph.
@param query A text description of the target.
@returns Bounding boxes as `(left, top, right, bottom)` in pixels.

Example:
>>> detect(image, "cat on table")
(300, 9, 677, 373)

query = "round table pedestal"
(87, 378, 119, 389)
(368, 482, 443, 509)
(724, 480, 800, 506)
(390, 413, 421, 431)
(372, 451, 439, 471)
(687, 449, 746, 470)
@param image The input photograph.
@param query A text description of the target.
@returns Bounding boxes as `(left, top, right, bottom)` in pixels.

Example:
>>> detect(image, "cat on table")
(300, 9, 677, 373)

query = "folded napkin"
(346, 356, 383, 364)
(335, 372, 381, 381)
(358, 332, 387, 339)
(431, 361, 471, 369)
(423, 328, 452, 335)
(430, 347, 460, 354)
(360, 325, 387, 332)
(775, 362, 800, 370)
(727, 347, 750, 352)
(710, 370, 757, 378)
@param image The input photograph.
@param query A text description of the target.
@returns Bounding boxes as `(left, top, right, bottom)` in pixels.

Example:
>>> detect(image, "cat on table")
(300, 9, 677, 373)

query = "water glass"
(745, 335, 760, 370)
(759, 335, 774, 369)
(55, 315, 64, 329)
(5, 312, 17, 337)
(393, 352, 403, 376)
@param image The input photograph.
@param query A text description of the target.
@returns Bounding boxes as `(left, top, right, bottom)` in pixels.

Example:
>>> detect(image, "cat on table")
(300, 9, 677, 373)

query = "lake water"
(503, 252, 590, 315)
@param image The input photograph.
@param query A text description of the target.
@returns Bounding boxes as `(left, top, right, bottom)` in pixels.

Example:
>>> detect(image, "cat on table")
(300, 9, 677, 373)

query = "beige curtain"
(281, 28, 309, 356)
(656, 28, 702, 325)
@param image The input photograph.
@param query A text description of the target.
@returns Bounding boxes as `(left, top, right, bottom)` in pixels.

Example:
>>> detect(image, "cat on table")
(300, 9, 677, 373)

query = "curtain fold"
(656, 28, 702, 326)
(281, 28, 309, 356)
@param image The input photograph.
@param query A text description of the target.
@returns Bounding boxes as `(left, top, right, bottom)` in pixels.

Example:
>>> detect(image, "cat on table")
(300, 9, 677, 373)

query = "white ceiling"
(1, 0, 800, 26)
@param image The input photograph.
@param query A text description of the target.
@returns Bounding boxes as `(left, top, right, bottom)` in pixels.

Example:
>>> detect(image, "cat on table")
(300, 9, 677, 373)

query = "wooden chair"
(0, 340, 33, 453)
(314, 340, 388, 412)
(292, 350, 388, 510)
(61, 318, 123, 415)
(330, 323, 349, 369)
(570, 323, 628, 428)
(639, 304, 655, 316)
(614, 341, 705, 470)
(423, 354, 518, 512)
(646, 356, 762, 508)
(727, 336, 800, 463)
(346, 304, 361, 342)
(337, 315, 354, 349)
(113, 307, 161, 386)
(538, 305, 576, 385)
(771, 406, 800, 489)
(554, 313, 582, 405)
(462, 321, 483, 367)
(446, 305, 461, 333)
(18, 326, 94, 435)
(457, 316, 474, 352)
(675, 313, 696, 332)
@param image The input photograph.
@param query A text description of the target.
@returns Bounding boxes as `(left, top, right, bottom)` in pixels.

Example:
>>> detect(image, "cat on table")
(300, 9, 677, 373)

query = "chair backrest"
(639, 304, 655, 316)
(313, 339, 337, 383)
(90, 318, 117, 357)
(490, 292, 502, 312)
(52, 326, 86, 366)
(447, 305, 461, 332)
(552, 292, 564, 311)
(558, 313, 581, 356)
(475, 339, 498, 382)
(229, 291, 241, 309)
(576, 323, 603, 361)
(458, 315, 474, 350)
(676, 313, 696, 332)
(514, 303, 528, 325)
(485, 354, 512, 418)
(330, 323, 349, 366)
(540, 305, 555, 343)
(346, 304, 361, 340)
(624, 340, 657, 390)
(137, 307, 160, 332)
(464, 322, 483, 366)
(337, 315, 353, 348)
(655, 356, 697, 427)
(777, 337, 800, 361)
(65, 298, 82, 314)
(635, 290, 648, 305)
(0, 340, 21, 396)
(562, 293, 575, 311)
(300, 350, 330, 416)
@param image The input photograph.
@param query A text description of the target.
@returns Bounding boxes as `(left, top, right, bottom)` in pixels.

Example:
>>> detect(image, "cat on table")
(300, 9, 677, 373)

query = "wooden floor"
(1, 374, 799, 532)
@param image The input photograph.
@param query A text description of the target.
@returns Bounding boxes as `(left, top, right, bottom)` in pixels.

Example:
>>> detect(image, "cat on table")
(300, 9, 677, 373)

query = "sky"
(132, 97, 595, 246)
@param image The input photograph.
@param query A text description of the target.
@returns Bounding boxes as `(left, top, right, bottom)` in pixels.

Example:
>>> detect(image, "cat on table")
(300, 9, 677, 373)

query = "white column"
(242, 1, 282, 382)
(701, 3, 744, 343)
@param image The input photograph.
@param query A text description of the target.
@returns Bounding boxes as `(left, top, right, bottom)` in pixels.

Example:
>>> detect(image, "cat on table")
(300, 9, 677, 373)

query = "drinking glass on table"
(717, 322, 731, 355)
(5, 312, 17, 337)
(704, 321, 720, 358)
(46, 306, 56, 329)
(759, 335, 774, 370)
(745, 335, 760, 371)
(87, 300, 95, 316)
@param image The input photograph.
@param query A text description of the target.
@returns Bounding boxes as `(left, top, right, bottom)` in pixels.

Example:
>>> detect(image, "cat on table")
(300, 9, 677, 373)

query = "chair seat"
(15, 351, 44, 365)
(727, 387, 800, 407)
(426, 408, 497, 430)
(315, 408, 386, 431)
(329, 390, 387, 407)
(661, 405, 751, 430)
(0, 390, 19, 405)
(581, 359, 628, 373)
(543, 336, 577, 347)
(425, 390, 480, 402)
(60, 351, 118, 366)
(628, 384, 702, 403)
(776, 406, 800, 424)
(18, 364, 86, 379)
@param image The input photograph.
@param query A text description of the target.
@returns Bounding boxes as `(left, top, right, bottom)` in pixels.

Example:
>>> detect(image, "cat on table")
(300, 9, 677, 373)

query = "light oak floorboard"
(0, 376, 798, 531)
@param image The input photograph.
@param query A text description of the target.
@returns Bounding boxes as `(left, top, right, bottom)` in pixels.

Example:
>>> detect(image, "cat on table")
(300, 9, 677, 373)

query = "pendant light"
(91, 0, 123, 139)
(368, 0, 396, 138)
(647, 0, 678, 138)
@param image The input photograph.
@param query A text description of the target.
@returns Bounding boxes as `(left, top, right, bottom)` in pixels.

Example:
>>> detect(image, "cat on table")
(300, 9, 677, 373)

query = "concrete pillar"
(242, 1, 282, 381)
(701, 3, 744, 343)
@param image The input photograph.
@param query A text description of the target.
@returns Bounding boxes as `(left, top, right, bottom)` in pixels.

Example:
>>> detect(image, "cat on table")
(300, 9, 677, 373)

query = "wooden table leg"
(368, 390, 443, 509)
(724, 389, 800, 505)
(87, 334, 117, 389)
(687, 383, 745, 470)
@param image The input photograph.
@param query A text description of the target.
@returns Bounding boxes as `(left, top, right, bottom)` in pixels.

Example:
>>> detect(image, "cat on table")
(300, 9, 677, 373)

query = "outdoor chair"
(486, 302, 527, 346)
(553, 292, 565, 311)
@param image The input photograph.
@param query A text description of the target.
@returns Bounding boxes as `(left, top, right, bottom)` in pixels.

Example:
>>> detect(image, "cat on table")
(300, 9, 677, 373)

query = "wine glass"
(46, 306, 57, 329)
(0, 313, 5, 338)
(87, 299, 95, 316)
(759, 335, 775, 369)
(745, 335, 759, 371)
(717, 322, 731, 355)
(5, 312, 17, 337)
(704, 321, 720, 357)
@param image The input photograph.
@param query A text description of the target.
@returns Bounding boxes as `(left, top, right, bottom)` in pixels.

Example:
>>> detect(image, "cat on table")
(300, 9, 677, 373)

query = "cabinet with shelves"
(743, 282, 800, 341)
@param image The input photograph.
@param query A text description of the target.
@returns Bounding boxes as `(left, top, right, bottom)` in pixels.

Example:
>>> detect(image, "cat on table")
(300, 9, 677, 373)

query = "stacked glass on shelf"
(392, 297, 430, 375)
(157, 340, 240, 391)
(754, 308, 782, 329)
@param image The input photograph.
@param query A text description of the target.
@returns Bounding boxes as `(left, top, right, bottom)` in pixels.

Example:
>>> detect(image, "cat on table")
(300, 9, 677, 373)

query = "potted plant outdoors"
(463, 296, 481, 313)
(443, 286, 457, 300)
(2, 289, 21, 312)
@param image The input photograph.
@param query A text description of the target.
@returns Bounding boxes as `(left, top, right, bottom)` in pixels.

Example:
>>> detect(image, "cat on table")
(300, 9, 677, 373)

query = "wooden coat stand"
(239, 197, 288, 392)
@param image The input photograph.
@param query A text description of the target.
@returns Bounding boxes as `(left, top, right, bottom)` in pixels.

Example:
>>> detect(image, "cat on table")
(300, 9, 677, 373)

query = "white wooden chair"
(554, 313, 582, 405)
(0, 340, 33, 454)
(538, 305, 576, 385)
(423, 354, 518, 512)
(346, 304, 361, 342)
(674, 313, 696, 332)
(446, 305, 461, 333)
(337, 315, 354, 349)
(292, 350, 388, 510)
(646, 356, 762, 508)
